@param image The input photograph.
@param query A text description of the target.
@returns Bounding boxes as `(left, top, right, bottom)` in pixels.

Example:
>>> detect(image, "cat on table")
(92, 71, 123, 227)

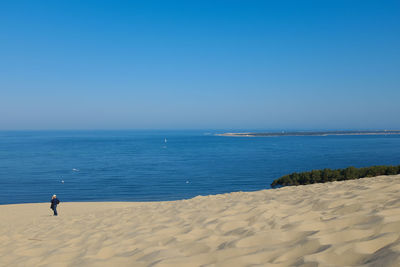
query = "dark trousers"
(52, 205, 58, 216)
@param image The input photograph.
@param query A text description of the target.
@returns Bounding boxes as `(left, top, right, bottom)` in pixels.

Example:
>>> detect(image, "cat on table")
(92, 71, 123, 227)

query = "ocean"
(0, 130, 399, 204)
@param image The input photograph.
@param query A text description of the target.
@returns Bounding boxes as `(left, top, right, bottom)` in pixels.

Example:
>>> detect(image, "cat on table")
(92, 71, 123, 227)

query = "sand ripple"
(1, 175, 400, 266)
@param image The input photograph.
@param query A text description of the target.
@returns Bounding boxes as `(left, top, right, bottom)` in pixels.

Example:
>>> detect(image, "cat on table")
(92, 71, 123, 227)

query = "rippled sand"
(1, 175, 400, 266)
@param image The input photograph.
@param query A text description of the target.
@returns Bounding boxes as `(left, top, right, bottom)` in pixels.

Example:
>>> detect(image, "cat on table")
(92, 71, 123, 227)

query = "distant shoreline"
(216, 130, 400, 137)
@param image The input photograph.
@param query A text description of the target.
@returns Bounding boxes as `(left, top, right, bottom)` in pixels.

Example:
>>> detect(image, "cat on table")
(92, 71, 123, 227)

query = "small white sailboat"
(164, 138, 167, 143)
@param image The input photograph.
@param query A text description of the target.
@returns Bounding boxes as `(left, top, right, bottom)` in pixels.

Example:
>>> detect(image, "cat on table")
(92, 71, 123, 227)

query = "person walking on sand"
(50, 194, 60, 216)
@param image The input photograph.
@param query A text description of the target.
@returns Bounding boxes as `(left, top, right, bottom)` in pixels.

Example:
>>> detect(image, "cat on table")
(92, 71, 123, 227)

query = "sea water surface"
(0, 130, 400, 204)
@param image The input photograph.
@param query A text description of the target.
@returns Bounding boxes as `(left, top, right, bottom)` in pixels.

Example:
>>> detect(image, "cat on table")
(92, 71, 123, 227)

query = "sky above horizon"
(1, 0, 399, 130)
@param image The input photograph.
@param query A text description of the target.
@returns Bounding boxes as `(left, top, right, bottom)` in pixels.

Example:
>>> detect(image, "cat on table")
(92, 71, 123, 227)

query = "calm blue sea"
(0, 130, 399, 204)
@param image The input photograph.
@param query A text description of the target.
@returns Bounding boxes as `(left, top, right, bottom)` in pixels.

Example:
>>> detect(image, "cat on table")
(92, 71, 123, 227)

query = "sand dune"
(1, 175, 400, 266)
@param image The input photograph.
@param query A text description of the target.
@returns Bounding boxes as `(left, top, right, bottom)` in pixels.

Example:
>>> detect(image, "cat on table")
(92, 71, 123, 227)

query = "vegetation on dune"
(271, 165, 400, 188)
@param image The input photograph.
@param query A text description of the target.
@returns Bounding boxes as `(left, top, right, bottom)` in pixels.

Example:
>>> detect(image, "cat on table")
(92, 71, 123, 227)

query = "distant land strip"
(216, 130, 400, 137)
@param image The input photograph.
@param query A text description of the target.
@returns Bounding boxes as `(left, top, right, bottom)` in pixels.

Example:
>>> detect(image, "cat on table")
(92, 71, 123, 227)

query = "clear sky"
(1, 0, 399, 130)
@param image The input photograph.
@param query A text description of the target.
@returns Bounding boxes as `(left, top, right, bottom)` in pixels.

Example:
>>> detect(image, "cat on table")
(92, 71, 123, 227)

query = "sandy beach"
(1, 175, 400, 267)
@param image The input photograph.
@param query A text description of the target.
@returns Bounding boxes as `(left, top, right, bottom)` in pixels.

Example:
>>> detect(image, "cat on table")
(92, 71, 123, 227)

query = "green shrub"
(271, 165, 400, 188)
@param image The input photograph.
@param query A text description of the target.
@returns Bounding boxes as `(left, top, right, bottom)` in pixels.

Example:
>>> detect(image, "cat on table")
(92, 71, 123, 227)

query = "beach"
(1, 175, 400, 267)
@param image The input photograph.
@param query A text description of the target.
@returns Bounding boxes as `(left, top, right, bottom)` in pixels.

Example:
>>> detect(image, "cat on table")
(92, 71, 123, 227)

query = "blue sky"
(1, 0, 399, 130)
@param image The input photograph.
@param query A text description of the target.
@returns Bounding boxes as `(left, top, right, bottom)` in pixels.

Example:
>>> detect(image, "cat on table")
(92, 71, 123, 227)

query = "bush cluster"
(271, 165, 400, 188)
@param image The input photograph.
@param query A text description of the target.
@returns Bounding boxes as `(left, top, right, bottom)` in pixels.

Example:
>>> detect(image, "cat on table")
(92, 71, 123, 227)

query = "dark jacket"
(50, 198, 60, 210)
